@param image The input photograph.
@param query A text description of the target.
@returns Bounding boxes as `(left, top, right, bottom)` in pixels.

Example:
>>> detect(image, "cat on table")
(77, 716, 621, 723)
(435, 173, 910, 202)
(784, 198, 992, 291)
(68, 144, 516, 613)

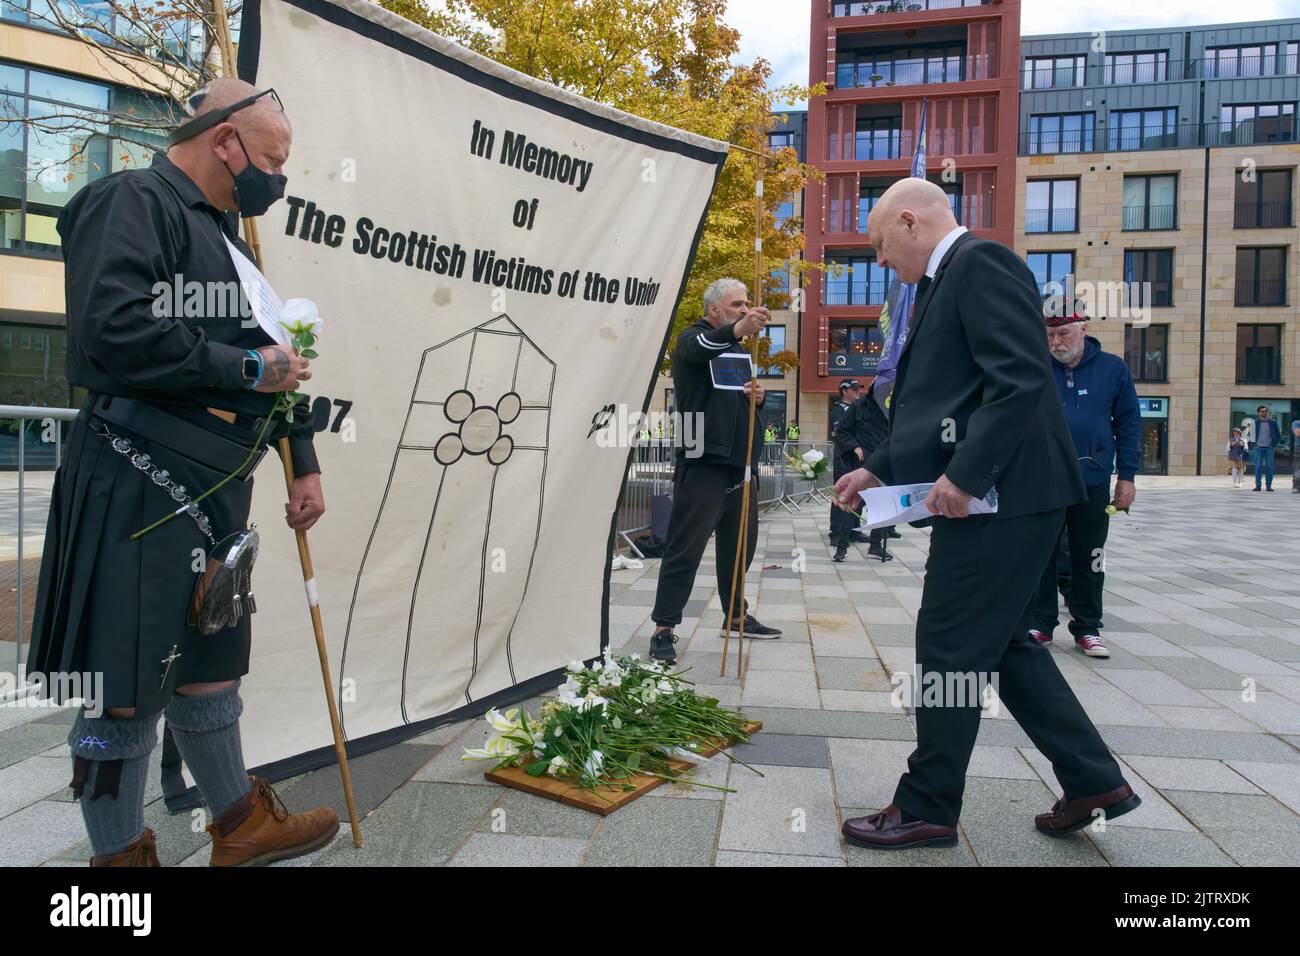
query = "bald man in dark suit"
(833, 180, 1139, 850)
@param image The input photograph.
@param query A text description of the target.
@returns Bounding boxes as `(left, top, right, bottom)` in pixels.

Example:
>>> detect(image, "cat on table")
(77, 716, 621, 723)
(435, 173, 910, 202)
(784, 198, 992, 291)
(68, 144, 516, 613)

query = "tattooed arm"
(253, 344, 312, 392)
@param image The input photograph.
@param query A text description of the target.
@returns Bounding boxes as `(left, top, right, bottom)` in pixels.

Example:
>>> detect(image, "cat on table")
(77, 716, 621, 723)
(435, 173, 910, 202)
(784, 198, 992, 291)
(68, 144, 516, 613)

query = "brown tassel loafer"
(1035, 784, 1141, 836)
(842, 805, 958, 850)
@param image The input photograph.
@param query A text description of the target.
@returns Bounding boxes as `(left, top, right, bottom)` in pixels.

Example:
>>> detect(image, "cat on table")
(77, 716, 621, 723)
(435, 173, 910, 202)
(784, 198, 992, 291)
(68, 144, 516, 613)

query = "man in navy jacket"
(1029, 312, 1141, 658)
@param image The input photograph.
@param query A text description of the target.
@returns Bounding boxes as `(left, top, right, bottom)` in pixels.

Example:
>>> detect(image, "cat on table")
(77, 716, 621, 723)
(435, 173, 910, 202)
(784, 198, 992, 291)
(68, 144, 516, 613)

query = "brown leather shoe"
(207, 776, 339, 867)
(842, 805, 958, 850)
(90, 828, 161, 867)
(1035, 784, 1141, 836)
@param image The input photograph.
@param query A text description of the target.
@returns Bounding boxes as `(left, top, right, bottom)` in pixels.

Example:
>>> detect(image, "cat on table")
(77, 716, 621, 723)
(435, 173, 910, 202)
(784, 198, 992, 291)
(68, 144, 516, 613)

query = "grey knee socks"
(164, 681, 252, 819)
(68, 709, 160, 858)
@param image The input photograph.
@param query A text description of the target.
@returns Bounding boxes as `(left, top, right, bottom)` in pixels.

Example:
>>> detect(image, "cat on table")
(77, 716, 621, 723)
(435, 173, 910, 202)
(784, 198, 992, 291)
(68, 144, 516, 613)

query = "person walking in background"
(1292, 416, 1300, 493)
(1253, 404, 1281, 492)
(1228, 427, 1247, 488)
(1027, 311, 1140, 659)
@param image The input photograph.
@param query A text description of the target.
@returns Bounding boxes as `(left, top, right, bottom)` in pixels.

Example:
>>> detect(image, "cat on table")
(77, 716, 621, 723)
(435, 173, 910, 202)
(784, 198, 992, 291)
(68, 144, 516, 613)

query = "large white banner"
(235, 0, 726, 773)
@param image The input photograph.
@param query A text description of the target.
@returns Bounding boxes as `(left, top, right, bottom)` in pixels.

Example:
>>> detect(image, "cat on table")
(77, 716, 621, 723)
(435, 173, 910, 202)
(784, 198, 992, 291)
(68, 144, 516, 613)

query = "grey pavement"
(3, 476, 1300, 866)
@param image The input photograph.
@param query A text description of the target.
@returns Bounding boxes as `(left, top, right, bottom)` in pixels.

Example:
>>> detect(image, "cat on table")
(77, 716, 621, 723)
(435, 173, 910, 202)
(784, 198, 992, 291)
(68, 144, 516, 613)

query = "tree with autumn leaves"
(379, 0, 819, 374)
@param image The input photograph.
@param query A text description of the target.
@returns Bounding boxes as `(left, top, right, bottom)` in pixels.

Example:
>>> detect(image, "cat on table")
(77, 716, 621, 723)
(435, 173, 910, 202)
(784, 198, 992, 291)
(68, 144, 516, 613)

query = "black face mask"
(226, 131, 287, 217)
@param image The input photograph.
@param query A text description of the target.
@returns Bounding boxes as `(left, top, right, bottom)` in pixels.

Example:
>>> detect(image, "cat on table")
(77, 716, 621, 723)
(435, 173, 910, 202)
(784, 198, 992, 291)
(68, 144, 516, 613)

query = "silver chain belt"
(90, 419, 217, 546)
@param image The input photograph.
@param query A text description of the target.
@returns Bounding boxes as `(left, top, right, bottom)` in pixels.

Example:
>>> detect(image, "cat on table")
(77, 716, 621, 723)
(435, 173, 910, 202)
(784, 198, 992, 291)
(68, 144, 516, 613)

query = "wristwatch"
(241, 349, 263, 389)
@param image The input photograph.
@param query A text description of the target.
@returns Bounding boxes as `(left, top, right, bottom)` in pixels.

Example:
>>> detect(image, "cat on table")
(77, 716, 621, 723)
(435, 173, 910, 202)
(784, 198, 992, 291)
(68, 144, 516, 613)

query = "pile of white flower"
(463, 649, 753, 795)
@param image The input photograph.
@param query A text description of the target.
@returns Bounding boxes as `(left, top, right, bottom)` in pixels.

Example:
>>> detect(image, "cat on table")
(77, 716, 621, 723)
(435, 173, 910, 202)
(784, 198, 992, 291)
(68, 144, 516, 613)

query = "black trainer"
(885, 528, 902, 539)
(867, 542, 894, 563)
(833, 544, 848, 563)
(731, 614, 782, 639)
(649, 630, 678, 664)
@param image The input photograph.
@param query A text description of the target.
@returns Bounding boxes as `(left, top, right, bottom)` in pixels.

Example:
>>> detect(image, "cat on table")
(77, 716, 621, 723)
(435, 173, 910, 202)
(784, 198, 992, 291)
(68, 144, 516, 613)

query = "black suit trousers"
(651, 463, 757, 629)
(829, 458, 860, 543)
(893, 510, 1126, 826)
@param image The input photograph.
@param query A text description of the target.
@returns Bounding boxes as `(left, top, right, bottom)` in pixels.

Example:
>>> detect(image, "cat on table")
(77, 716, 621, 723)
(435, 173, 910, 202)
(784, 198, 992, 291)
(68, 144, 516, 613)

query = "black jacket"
(57, 153, 319, 475)
(865, 233, 1085, 520)
(670, 317, 764, 467)
(833, 391, 889, 476)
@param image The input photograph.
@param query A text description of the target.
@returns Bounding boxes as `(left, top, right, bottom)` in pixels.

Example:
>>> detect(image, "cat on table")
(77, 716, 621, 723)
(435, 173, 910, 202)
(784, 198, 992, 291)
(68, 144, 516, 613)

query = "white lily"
(484, 707, 521, 734)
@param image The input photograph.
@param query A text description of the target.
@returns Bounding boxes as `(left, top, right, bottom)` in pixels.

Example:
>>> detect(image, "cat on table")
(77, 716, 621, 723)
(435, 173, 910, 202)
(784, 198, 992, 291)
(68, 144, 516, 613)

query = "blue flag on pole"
(872, 98, 927, 413)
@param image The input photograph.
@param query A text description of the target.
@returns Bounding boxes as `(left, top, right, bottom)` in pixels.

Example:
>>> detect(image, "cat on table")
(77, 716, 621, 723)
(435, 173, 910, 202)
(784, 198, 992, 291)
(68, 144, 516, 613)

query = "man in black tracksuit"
(649, 279, 783, 664)
(833, 381, 895, 562)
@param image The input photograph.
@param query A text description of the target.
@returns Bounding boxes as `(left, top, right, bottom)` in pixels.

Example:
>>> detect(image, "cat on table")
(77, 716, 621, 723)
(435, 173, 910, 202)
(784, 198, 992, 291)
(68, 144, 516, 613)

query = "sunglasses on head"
(169, 88, 284, 146)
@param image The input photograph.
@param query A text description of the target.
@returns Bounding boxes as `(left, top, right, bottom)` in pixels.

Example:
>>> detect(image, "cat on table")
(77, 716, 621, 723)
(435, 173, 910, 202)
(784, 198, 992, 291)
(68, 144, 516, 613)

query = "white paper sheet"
(857, 482, 999, 529)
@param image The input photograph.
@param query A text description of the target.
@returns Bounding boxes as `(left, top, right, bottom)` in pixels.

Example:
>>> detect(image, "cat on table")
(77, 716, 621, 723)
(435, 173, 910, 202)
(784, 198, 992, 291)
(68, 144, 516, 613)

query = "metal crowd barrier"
(1, 404, 78, 689)
(613, 439, 837, 555)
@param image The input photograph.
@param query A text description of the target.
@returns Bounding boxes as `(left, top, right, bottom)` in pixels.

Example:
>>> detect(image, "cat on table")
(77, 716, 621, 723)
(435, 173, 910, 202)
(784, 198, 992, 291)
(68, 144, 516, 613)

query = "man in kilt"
(28, 79, 339, 867)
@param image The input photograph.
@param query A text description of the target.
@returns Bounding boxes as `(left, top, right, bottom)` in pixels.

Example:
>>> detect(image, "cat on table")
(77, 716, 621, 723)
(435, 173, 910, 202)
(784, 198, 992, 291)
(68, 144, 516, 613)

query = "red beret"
(1044, 311, 1088, 328)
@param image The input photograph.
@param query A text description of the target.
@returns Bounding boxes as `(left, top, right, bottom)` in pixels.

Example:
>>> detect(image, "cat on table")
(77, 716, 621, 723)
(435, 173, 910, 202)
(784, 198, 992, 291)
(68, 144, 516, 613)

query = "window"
(1105, 51, 1169, 84)
(1124, 249, 1174, 308)
(1023, 56, 1085, 90)
(858, 185, 884, 234)
(769, 131, 796, 152)
(0, 320, 74, 407)
(1027, 251, 1075, 300)
(828, 323, 884, 375)
(1108, 109, 1177, 150)
(1122, 175, 1177, 230)
(1236, 325, 1283, 384)
(1219, 103, 1297, 145)
(1025, 179, 1078, 233)
(1, 2, 207, 65)
(1124, 324, 1168, 382)
(1206, 44, 1299, 78)
(855, 115, 902, 160)
(1026, 113, 1095, 154)
(1236, 247, 1287, 306)
(1, 61, 170, 256)
(824, 256, 894, 306)
(758, 326, 787, 377)
(838, 45, 967, 89)
(1235, 168, 1293, 228)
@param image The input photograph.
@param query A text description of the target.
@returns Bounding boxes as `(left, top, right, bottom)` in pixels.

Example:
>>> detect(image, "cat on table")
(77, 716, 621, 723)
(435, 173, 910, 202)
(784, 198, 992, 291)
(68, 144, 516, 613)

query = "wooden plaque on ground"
(483, 721, 762, 815)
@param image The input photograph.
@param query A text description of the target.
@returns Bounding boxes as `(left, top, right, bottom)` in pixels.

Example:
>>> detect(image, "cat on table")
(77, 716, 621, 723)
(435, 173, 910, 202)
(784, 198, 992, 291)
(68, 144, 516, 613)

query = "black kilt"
(28, 394, 263, 715)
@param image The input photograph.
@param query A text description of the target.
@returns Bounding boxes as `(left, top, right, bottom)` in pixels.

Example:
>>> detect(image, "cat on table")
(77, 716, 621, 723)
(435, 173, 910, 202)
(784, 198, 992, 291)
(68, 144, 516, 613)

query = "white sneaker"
(1075, 634, 1110, 658)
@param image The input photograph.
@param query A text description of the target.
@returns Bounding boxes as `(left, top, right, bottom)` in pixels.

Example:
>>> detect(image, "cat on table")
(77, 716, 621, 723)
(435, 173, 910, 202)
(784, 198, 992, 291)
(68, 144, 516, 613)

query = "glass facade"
(2, 60, 171, 255)
(828, 322, 883, 375)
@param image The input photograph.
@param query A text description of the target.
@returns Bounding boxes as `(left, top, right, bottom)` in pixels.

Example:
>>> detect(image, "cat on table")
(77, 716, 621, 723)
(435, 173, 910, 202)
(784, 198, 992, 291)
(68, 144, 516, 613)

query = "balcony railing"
(1020, 53, 1300, 88)
(1025, 207, 1077, 233)
(836, 54, 992, 89)
(1235, 202, 1294, 229)
(1235, 280, 1287, 307)
(1122, 204, 1177, 230)
(832, 0, 990, 15)
(1020, 120, 1299, 156)
(824, 282, 892, 307)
